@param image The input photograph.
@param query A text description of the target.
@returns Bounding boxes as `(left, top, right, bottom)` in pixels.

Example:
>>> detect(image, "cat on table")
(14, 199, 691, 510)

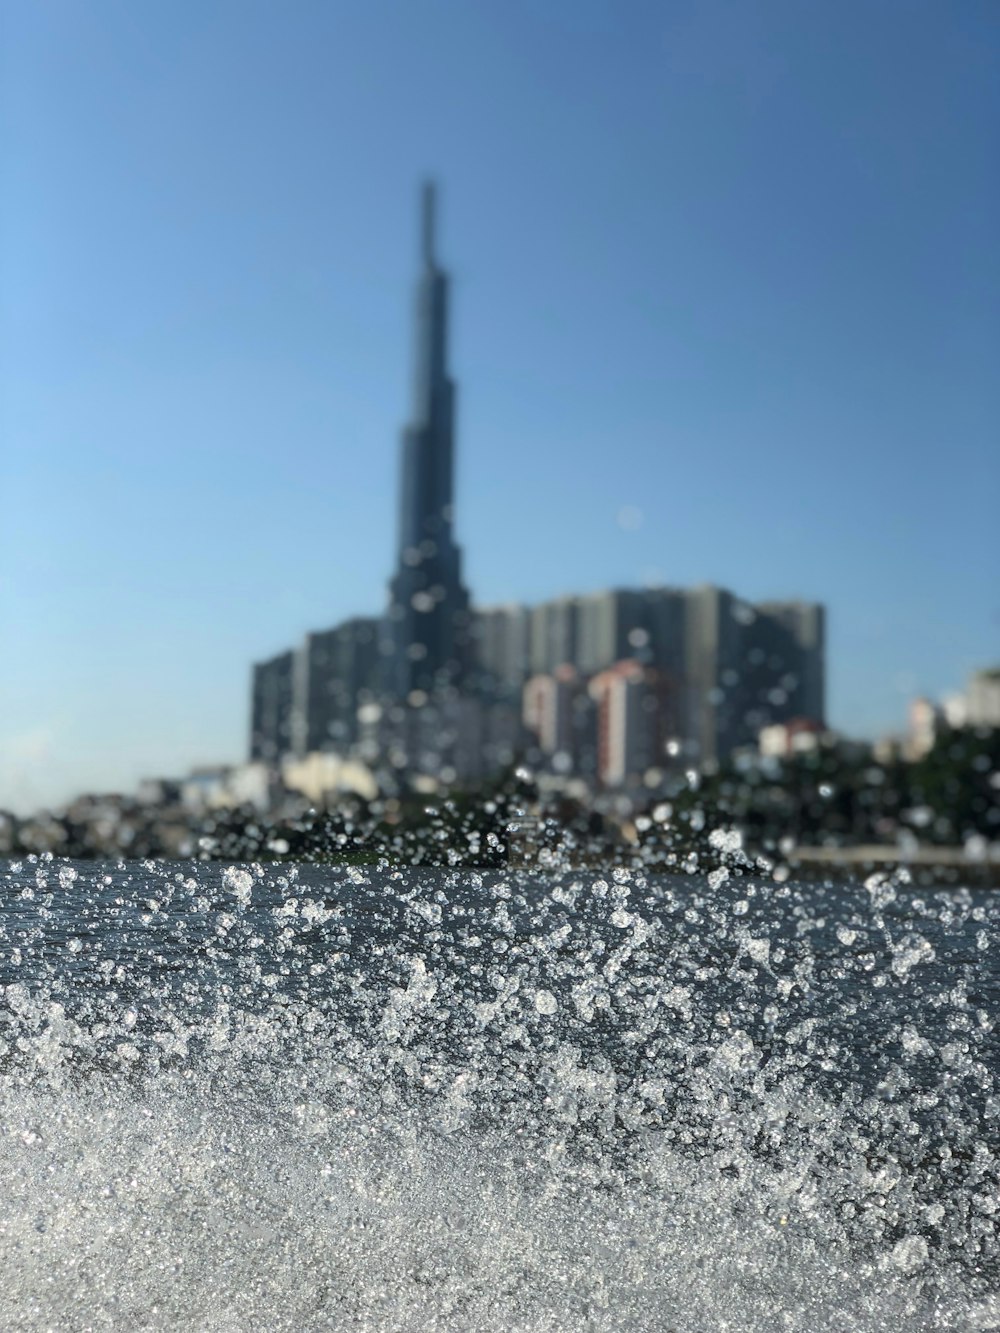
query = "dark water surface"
(0, 855, 997, 1330)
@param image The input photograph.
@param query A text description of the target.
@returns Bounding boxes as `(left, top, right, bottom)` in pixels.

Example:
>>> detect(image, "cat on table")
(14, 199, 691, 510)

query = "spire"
(421, 179, 436, 267)
(386, 179, 469, 697)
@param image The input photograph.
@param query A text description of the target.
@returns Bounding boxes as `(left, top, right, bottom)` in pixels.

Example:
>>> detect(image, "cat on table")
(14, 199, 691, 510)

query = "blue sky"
(2, 0, 998, 811)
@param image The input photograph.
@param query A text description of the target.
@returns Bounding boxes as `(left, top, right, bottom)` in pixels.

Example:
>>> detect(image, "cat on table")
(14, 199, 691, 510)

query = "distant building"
(642, 588, 688, 679)
(384, 182, 471, 698)
(249, 651, 294, 763)
(896, 667, 1000, 761)
(683, 586, 745, 766)
(136, 778, 181, 807)
(291, 616, 379, 757)
(523, 665, 594, 771)
(590, 660, 673, 787)
(942, 692, 968, 728)
(226, 763, 277, 811)
(966, 668, 1000, 728)
(873, 735, 904, 765)
(181, 766, 233, 813)
(759, 718, 826, 759)
(528, 597, 581, 677)
(358, 693, 520, 789)
(684, 587, 825, 766)
(480, 698, 525, 774)
(246, 187, 827, 791)
(754, 600, 826, 726)
(281, 752, 378, 804)
(576, 589, 647, 675)
(473, 604, 531, 696)
(906, 696, 944, 760)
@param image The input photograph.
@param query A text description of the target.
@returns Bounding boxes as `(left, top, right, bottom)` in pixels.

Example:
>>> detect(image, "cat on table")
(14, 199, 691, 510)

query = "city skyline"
(250, 184, 827, 792)
(2, 2, 997, 812)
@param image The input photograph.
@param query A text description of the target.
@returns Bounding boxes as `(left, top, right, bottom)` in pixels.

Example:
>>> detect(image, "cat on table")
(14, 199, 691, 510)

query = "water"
(0, 854, 997, 1330)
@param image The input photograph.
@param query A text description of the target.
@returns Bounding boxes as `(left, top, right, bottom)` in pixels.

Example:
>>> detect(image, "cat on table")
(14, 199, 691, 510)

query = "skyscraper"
(385, 182, 471, 699)
(248, 183, 828, 788)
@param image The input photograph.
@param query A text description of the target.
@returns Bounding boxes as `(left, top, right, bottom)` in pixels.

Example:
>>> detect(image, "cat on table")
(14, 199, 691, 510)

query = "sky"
(2, 0, 998, 813)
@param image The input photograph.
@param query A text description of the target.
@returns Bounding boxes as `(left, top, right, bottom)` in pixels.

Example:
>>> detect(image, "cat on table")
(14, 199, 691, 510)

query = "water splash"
(0, 857, 997, 1329)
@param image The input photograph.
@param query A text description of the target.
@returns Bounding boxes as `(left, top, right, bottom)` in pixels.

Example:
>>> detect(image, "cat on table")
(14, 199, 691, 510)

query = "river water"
(0, 854, 997, 1330)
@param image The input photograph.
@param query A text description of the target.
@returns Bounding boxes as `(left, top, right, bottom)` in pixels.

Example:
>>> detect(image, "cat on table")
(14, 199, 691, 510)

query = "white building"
(966, 668, 1000, 727)
(589, 661, 669, 787)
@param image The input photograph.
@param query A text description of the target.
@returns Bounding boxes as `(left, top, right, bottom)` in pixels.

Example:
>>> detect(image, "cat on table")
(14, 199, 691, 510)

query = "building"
(642, 587, 688, 679)
(966, 668, 1000, 728)
(384, 182, 471, 699)
(589, 661, 673, 787)
(281, 752, 378, 804)
(754, 600, 826, 726)
(906, 668, 1000, 747)
(473, 604, 531, 696)
(291, 616, 379, 757)
(576, 589, 645, 675)
(759, 718, 826, 759)
(357, 693, 520, 789)
(249, 650, 295, 764)
(246, 184, 828, 792)
(907, 696, 944, 761)
(523, 665, 594, 771)
(683, 588, 825, 766)
(682, 586, 743, 766)
(528, 596, 581, 677)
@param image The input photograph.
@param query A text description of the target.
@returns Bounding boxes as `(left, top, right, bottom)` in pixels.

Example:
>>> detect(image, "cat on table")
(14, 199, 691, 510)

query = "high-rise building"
(249, 651, 295, 764)
(247, 183, 829, 791)
(576, 590, 645, 674)
(385, 182, 471, 699)
(529, 596, 581, 677)
(684, 588, 826, 766)
(523, 666, 598, 779)
(473, 604, 531, 696)
(523, 665, 591, 762)
(589, 661, 673, 787)
(574, 587, 687, 680)
(754, 600, 825, 726)
(682, 585, 744, 766)
(642, 587, 687, 680)
(291, 616, 379, 757)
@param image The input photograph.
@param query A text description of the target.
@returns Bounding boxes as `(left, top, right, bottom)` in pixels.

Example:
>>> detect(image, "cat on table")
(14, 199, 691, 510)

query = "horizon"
(3, 1, 998, 813)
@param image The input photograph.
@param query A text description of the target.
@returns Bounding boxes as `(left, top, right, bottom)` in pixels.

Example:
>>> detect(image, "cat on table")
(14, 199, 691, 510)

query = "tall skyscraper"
(385, 182, 471, 699)
(247, 182, 828, 788)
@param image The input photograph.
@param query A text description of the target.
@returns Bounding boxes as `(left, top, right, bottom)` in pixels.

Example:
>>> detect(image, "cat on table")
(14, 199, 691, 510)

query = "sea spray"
(0, 857, 996, 1329)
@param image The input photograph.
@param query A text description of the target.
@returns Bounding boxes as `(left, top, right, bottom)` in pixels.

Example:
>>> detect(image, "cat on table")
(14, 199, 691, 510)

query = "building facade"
(589, 661, 673, 787)
(249, 651, 295, 764)
(473, 604, 531, 697)
(291, 616, 379, 757)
